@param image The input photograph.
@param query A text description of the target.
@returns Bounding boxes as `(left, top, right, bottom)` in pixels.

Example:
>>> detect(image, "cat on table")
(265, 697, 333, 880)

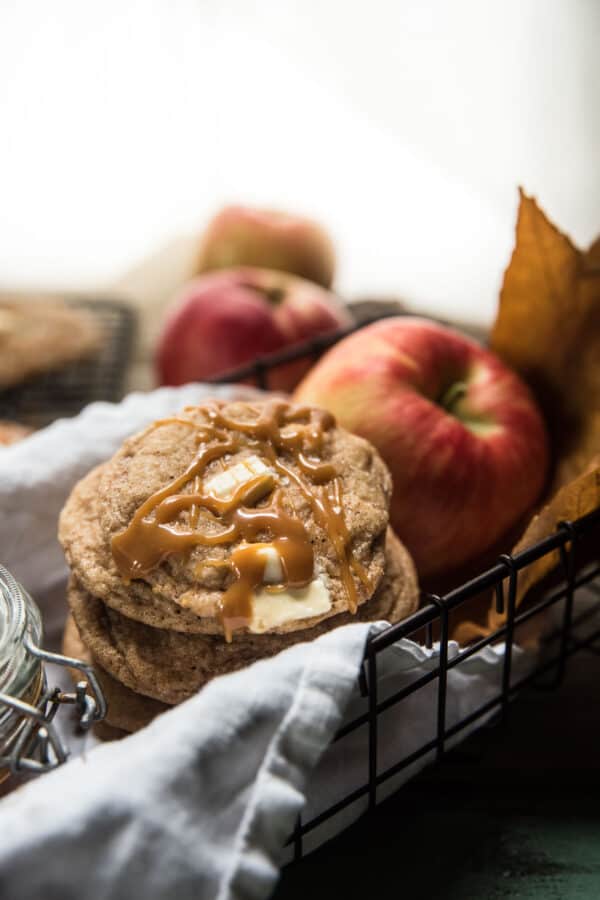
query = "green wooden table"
(275, 647, 600, 899)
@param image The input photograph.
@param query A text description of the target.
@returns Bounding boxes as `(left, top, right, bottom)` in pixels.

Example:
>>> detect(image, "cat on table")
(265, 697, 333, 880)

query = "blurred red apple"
(294, 317, 550, 578)
(156, 267, 352, 391)
(196, 206, 336, 288)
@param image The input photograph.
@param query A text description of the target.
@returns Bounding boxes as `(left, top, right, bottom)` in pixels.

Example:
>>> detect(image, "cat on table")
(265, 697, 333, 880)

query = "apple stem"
(439, 381, 468, 413)
(240, 283, 286, 306)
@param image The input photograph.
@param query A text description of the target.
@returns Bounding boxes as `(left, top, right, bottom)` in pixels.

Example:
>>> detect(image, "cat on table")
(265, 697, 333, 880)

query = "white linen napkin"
(0, 385, 538, 899)
(0, 624, 371, 900)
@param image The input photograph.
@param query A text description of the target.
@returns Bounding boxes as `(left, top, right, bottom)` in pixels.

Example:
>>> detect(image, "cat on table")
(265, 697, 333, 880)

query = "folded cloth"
(0, 623, 371, 900)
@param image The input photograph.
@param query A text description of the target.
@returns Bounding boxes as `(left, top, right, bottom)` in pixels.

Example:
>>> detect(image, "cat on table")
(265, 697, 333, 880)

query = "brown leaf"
(490, 188, 600, 490)
(454, 458, 600, 645)
(454, 191, 600, 642)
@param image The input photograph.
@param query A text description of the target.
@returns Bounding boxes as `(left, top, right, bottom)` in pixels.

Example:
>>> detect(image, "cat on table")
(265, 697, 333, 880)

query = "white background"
(0, 0, 598, 326)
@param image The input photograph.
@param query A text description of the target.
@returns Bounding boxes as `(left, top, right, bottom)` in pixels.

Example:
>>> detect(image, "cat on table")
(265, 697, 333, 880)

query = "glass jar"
(0, 564, 106, 783)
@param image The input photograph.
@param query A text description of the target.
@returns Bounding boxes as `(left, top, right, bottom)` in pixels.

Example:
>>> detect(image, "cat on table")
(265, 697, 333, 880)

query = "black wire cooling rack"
(0, 298, 135, 427)
(207, 317, 600, 860)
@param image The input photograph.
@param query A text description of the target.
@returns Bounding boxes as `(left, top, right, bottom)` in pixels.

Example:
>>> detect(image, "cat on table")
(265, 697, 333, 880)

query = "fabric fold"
(0, 625, 371, 900)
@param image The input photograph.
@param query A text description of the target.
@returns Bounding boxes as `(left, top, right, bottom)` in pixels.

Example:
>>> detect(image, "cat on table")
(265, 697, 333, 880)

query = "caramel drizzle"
(111, 400, 372, 638)
(210, 492, 315, 640)
(272, 458, 370, 614)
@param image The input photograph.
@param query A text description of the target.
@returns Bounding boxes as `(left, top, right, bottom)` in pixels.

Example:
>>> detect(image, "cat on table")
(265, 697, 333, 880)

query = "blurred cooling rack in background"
(0, 299, 136, 428)
(0, 294, 482, 431)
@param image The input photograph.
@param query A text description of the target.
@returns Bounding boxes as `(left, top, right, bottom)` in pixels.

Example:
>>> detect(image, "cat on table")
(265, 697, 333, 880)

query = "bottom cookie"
(62, 615, 170, 734)
(69, 528, 419, 706)
(64, 529, 419, 735)
(93, 721, 128, 742)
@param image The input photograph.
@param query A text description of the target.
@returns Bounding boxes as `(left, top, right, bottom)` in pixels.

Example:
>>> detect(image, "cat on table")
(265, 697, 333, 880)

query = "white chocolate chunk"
(249, 576, 332, 633)
(257, 546, 284, 584)
(204, 455, 272, 500)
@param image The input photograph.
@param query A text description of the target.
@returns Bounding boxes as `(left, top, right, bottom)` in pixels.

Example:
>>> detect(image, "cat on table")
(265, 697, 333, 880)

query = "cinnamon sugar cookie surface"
(60, 399, 394, 638)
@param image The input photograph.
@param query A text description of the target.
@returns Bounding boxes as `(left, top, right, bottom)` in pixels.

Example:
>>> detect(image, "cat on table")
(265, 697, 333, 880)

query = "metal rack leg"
(498, 555, 518, 722)
(425, 595, 449, 761)
(292, 815, 302, 861)
(554, 520, 578, 686)
(367, 650, 378, 811)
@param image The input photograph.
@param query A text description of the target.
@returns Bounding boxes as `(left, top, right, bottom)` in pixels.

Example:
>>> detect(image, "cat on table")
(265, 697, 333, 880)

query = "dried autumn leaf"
(490, 188, 600, 489)
(454, 190, 600, 642)
(454, 458, 600, 645)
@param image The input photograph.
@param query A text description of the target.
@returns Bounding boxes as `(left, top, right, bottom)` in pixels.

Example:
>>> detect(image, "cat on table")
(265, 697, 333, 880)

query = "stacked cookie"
(59, 399, 418, 736)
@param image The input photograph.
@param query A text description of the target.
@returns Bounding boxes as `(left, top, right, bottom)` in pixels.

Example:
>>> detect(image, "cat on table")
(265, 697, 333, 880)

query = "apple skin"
(156, 267, 352, 392)
(294, 316, 550, 578)
(196, 206, 336, 288)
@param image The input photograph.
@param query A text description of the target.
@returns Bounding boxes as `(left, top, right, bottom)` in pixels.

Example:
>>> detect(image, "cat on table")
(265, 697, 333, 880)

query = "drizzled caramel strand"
(111, 400, 372, 638)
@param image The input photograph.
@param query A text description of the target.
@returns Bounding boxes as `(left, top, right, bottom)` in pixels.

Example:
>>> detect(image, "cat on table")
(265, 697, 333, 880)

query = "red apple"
(196, 206, 336, 288)
(156, 267, 352, 392)
(294, 317, 550, 578)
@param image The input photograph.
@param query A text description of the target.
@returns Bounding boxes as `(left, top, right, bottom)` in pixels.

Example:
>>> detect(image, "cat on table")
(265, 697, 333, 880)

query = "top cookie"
(59, 398, 393, 638)
(0, 297, 101, 389)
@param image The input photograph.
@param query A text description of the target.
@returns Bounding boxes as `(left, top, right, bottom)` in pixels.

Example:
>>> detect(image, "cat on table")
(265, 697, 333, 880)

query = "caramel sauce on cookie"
(111, 400, 371, 639)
